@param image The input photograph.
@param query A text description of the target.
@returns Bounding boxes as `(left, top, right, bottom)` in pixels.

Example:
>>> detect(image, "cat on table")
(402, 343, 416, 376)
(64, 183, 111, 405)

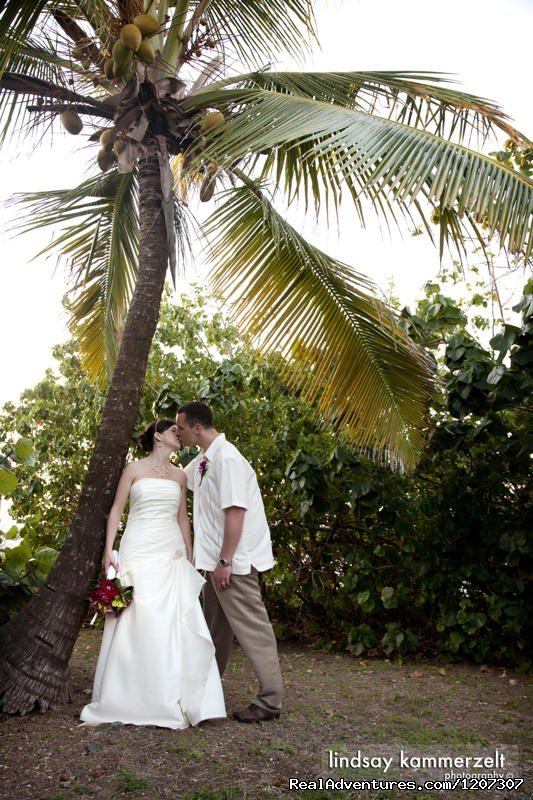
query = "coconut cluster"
(66, 104, 226, 174)
(105, 15, 159, 80)
(96, 126, 126, 172)
(61, 15, 161, 140)
(61, 11, 227, 176)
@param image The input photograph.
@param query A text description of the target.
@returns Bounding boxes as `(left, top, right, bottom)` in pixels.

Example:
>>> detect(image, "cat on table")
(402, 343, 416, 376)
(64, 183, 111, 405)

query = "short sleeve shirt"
(183, 434, 274, 574)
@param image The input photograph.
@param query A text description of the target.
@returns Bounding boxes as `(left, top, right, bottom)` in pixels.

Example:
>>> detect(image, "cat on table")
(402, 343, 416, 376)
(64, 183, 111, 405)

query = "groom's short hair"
(177, 401, 214, 428)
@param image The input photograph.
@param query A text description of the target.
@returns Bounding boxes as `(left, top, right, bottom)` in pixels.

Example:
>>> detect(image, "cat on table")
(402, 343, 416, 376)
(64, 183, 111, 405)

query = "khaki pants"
(203, 569, 283, 711)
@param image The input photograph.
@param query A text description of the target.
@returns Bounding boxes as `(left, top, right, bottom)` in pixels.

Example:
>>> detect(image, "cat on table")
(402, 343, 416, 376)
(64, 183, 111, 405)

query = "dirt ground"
(0, 629, 530, 800)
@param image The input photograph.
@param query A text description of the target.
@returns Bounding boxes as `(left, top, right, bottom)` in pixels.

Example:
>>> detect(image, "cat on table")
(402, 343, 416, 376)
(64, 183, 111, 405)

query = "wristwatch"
(218, 557, 232, 567)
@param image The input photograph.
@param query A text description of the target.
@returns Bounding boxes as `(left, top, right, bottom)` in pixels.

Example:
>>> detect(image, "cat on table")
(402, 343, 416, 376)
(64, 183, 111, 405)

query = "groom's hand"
(212, 564, 232, 590)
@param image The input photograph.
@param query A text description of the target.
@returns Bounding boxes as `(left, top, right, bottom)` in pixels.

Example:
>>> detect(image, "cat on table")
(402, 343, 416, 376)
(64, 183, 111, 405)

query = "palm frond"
(0, 6, 116, 145)
(1, 71, 103, 106)
(0, 1, 117, 78)
(189, 86, 533, 261)
(50, 0, 118, 56)
(0, 35, 73, 144)
(9, 170, 139, 385)
(216, 70, 528, 144)
(0, 0, 50, 76)
(0, 69, 113, 146)
(201, 0, 317, 68)
(205, 178, 434, 470)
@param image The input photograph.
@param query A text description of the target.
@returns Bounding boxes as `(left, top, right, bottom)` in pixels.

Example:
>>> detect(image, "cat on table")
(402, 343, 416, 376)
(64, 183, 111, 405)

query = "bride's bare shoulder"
(123, 459, 147, 477)
(172, 464, 187, 484)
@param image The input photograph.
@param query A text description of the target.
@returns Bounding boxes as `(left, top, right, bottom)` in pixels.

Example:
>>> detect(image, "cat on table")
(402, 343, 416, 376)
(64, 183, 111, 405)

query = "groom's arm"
(221, 506, 246, 562)
(211, 456, 249, 589)
(211, 506, 246, 590)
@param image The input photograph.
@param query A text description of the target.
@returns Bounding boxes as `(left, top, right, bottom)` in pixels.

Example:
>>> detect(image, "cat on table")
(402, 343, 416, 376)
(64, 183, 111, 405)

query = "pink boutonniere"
(198, 457, 208, 485)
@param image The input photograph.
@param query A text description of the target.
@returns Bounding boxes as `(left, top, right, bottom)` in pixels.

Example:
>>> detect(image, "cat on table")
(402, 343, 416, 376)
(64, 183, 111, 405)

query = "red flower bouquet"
(89, 578, 133, 618)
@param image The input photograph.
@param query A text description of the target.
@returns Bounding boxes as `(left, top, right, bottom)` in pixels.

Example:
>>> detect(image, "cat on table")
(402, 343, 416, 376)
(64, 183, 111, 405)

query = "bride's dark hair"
(136, 419, 175, 453)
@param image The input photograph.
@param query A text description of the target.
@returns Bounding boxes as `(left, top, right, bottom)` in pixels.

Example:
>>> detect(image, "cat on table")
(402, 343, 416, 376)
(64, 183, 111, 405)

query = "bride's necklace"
(148, 456, 171, 476)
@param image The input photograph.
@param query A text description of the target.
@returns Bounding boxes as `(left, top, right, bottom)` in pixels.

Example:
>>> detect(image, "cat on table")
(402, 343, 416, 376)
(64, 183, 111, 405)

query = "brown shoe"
(232, 703, 281, 723)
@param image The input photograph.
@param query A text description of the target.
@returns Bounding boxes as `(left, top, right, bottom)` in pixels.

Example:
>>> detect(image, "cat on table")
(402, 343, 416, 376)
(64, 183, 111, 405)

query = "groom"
(176, 401, 283, 722)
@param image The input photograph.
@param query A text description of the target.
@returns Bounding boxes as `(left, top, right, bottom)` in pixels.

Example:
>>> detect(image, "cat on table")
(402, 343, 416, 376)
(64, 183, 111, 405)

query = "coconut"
(199, 174, 215, 202)
(136, 38, 155, 63)
(112, 39, 131, 66)
(104, 59, 115, 79)
(120, 23, 142, 51)
(99, 128, 115, 149)
(113, 59, 132, 79)
(112, 41, 133, 78)
(61, 109, 83, 135)
(113, 60, 133, 79)
(133, 14, 160, 38)
(97, 148, 116, 172)
(122, 63, 134, 82)
(113, 139, 126, 157)
(200, 110, 225, 133)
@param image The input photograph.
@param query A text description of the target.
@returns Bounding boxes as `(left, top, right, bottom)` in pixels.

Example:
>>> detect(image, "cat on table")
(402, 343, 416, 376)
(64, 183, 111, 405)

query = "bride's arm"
(104, 463, 134, 573)
(177, 472, 193, 563)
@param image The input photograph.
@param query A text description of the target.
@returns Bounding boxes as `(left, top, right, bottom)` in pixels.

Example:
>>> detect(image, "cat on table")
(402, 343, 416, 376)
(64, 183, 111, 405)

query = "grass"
(116, 769, 149, 793)
(270, 739, 298, 754)
(181, 792, 403, 800)
(361, 714, 489, 745)
(503, 698, 520, 708)
(181, 789, 444, 800)
(4, 632, 530, 800)
(163, 743, 204, 759)
(183, 791, 257, 800)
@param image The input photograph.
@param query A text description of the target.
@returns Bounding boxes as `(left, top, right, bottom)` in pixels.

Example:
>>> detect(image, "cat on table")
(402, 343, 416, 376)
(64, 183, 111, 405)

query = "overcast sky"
(1, 0, 532, 405)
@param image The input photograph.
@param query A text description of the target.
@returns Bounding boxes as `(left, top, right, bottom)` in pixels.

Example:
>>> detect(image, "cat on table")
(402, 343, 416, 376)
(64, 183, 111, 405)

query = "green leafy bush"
(0, 436, 58, 623)
(1, 284, 530, 665)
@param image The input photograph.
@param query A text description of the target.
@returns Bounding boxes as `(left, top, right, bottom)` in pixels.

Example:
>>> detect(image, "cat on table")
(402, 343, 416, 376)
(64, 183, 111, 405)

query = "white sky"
(0, 0, 532, 405)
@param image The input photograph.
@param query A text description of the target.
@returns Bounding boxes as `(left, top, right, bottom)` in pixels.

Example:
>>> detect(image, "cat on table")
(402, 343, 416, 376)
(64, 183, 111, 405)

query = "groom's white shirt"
(183, 433, 274, 575)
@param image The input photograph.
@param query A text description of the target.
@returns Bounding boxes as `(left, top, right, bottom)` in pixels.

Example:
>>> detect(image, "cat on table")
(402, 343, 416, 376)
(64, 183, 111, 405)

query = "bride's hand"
(104, 550, 119, 574)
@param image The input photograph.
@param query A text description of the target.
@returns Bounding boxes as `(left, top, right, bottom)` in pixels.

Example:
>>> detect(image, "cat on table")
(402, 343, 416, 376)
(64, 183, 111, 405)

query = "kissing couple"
(80, 401, 283, 728)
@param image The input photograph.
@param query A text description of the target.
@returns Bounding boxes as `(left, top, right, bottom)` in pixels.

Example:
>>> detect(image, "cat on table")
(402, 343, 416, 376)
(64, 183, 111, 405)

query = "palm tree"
(0, 0, 531, 715)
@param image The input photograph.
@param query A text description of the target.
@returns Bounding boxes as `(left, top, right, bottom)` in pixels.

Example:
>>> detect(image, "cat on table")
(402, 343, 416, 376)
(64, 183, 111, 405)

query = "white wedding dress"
(80, 478, 226, 729)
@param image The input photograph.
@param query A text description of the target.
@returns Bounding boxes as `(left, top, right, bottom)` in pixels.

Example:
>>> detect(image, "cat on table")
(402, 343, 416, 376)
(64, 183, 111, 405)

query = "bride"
(80, 419, 226, 728)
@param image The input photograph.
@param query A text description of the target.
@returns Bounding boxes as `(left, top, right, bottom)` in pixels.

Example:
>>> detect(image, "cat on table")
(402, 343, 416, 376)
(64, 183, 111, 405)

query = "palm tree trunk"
(0, 155, 169, 714)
